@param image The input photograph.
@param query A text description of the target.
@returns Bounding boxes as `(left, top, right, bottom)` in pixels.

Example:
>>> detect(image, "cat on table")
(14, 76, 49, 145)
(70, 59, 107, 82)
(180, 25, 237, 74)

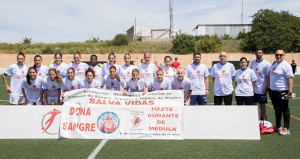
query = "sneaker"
(274, 126, 282, 133)
(280, 128, 290, 136)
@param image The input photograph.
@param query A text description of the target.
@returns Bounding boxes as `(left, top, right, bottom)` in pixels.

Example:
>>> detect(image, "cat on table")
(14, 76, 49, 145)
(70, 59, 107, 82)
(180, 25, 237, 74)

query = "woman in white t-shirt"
(123, 69, 148, 94)
(172, 67, 192, 106)
(102, 53, 123, 76)
(33, 55, 49, 78)
(122, 53, 138, 82)
(49, 52, 69, 78)
(162, 56, 176, 81)
(150, 69, 171, 91)
(101, 66, 126, 91)
(83, 68, 101, 89)
(138, 52, 158, 86)
(61, 68, 84, 99)
(235, 57, 257, 105)
(69, 51, 89, 81)
(43, 68, 63, 105)
(2, 52, 28, 105)
(21, 67, 43, 105)
(89, 54, 103, 83)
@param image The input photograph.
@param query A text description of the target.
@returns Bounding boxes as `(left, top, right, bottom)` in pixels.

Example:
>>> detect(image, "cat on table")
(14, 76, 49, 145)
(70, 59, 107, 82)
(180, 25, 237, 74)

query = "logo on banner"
(41, 108, 61, 135)
(131, 115, 142, 127)
(97, 112, 119, 134)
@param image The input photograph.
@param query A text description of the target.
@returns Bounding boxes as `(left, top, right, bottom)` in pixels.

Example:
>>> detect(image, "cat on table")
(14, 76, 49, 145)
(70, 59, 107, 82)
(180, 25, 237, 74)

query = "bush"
(112, 34, 129, 46)
(171, 34, 195, 54)
(196, 35, 221, 53)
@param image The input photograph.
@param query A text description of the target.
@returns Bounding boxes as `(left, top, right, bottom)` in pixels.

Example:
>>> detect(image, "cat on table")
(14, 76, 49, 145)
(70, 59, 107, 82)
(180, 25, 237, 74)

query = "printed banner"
(60, 89, 184, 139)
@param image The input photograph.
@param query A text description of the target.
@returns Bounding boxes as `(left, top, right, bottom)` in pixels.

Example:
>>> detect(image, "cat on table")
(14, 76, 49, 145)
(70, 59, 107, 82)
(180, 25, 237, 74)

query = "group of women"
(3, 52, 191, 106)
(3, 51, 261, 106)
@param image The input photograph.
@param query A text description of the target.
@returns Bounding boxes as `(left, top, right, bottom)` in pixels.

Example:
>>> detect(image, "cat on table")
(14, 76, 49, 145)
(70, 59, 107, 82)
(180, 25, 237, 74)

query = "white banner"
(0, 106, 62, 139)
(60, 89, 184, 139)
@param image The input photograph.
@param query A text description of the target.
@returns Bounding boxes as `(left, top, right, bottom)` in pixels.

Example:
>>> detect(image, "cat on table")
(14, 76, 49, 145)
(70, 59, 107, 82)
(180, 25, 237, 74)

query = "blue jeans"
(190, 95, 207, 105)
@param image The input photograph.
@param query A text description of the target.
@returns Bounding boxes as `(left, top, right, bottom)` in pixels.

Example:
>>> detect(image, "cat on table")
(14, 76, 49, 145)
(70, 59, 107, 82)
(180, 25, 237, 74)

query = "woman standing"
(49, 52, 69, 78)
(69, 51, 89, 81)
(162, 56, 176, 81)
(138, 52, 158, 86)
(102, 53, 123, 76)
(21, 67, 43, 105)
(83, 68, 101, 89)
(89, 54, 103, 83)
(122, 53, 137, 82)
(2, 52, 28, 105)
(101, 66, 125, 91)
(43, 68, 62, 105)
(235, 57, 257, 105)
(33, 55, 49, 78)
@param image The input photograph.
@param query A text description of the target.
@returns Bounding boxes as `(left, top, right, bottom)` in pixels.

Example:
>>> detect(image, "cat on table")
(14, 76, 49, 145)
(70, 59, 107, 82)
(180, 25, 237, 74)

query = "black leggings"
(269, 89, 290, 129)
(214, 94, 232, 105)
(235, 96, 254, 105)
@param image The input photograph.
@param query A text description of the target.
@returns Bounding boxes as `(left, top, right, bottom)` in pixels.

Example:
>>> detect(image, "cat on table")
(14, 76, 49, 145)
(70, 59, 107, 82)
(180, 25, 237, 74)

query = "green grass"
(1, 76, 300, 158)
(0, 41, 172, 54)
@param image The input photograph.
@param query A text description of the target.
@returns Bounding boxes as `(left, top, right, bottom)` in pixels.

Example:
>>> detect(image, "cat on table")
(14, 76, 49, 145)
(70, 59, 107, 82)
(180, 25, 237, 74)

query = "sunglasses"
(275, 54, 284, 57)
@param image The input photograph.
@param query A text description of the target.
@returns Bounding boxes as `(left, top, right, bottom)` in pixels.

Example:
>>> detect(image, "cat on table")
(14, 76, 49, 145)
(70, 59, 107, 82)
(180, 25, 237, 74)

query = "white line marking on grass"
(0, 100, 9, 101)
(87, 139, 109, 159)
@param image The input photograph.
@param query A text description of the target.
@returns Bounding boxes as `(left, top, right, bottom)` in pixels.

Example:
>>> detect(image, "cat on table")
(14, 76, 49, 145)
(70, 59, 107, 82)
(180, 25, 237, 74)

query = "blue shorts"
(253, 93, 267, 104)
(190, 95, 207, 105)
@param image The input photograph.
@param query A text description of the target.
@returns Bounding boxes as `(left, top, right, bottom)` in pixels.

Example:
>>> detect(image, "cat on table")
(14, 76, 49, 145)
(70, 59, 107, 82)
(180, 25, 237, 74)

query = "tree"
(86, 37, 100, 43)
(243, 9, 300, 52)
(196, 35, 221, 53)
(171, 34, 195, 54)
(21, 37, 32, 45)
(112, 34, 129, 46)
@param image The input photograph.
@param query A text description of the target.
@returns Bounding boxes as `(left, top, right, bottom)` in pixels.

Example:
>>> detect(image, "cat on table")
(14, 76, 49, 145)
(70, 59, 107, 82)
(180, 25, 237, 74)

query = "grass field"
(1, 76, 300, 159)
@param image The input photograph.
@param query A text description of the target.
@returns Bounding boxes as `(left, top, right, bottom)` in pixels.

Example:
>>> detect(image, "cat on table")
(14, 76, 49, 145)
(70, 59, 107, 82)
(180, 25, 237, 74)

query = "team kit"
(2, 49, 294, 136)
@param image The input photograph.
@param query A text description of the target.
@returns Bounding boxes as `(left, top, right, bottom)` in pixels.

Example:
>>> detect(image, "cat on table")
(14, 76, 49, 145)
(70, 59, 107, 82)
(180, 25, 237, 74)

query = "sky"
(0, 0, 299, 43)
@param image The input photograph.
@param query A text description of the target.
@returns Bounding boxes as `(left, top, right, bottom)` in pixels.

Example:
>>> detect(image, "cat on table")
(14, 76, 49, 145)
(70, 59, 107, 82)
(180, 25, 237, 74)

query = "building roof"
(194, 24, 251, 30)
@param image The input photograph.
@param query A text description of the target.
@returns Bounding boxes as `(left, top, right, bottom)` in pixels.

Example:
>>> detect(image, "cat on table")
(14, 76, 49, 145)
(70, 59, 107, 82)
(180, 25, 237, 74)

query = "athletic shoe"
(280, 128, 290, 136)
(274, 126, 282, 133)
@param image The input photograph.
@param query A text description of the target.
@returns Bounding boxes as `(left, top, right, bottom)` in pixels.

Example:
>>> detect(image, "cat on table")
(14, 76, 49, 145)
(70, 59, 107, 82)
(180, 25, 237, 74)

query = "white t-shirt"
(89, 65, 103, 83)
(5, 64, 28, 96)
(69, 62, 89, 81)
(235, 68, 257, 96)
(185, 63, 209, 95)
(36, 65, 49, 78)
(269, 60, 294, 91)
(49, 62, 69, 78)
(61, 77, 84, 91)
(101, 75, 126, 91)
(22, 76, 43, 103)
(122, 65, 138, 82)
(126, 78, 148, 92)
(150, 77, 171, 91)
(172, 77, 192, 101)
(250, 59, 270, 94)
(102, 63, 123, 77)
(42, 76, 62, 99)
(83, 79, 100, 89)
(162, 66, 176, 81)
(211, 62, 236, 96)
(138, 63, 158, 86)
